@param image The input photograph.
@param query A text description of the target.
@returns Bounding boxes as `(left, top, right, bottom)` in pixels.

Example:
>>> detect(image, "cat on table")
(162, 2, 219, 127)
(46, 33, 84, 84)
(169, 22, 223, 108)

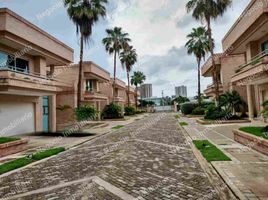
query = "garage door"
(0, 102, 35, 136)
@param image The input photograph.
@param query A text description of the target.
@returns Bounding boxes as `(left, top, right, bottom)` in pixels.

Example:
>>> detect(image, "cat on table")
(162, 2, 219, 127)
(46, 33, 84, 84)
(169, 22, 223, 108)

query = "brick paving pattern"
(0, 113, 219, 200)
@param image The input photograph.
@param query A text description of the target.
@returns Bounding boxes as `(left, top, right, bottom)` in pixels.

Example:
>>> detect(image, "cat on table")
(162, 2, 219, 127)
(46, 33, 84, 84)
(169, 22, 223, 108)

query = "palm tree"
(185, 27, 210, 106)
(64, 0, 107, 107)
(102, 27, 131, 102)
(219, 91, 246, 114)
(131, 71, 146, 109)
(120, 45, 138, 107)
(186, 0, 232, 104)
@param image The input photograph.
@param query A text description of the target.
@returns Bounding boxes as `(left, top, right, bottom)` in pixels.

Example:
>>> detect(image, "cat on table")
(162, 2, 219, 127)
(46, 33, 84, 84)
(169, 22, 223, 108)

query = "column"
(247, 85, 254, 120)
(49, 95, 56, 132)
(35, 97, 43, 132)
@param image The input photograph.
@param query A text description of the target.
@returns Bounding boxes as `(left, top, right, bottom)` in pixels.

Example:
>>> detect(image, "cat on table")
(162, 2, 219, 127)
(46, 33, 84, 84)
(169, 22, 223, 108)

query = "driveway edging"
(179, 125, 239, 200)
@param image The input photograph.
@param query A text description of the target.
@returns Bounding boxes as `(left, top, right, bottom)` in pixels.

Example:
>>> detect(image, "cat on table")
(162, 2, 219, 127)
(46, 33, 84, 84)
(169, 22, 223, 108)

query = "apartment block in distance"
(139, 84, 152, 99)
(202, 0, 268, 119)
(0, 8, 74, 135)
(175, 85, 187, 97)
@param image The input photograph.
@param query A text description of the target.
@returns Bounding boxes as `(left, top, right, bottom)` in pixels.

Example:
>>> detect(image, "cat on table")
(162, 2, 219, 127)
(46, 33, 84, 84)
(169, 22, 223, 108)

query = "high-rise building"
(175, 86, 187, 97)
(139, 84, 153, 98)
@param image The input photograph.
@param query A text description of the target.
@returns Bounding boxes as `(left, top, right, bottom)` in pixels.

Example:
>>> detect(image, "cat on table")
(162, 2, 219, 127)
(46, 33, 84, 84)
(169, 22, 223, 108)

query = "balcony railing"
(235, 51, 268, 73)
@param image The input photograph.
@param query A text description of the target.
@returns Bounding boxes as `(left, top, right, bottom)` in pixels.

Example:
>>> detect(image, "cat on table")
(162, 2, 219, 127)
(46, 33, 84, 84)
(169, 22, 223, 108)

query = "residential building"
(202, 0, 268, 119)
(0, 8, 74, 136)
(125, 86, 137, 106)
(112, 78, 126, 109)
(139, 84, 152, 98)
(175, 85, 187, 97)
(54, 62, 111, 129)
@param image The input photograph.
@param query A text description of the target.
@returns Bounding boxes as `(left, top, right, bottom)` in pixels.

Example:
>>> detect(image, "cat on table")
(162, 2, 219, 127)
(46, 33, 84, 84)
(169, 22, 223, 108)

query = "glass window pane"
(262, 41, 268, 53)
(15, 58, 29, 73)
(0, 52, 15, 68)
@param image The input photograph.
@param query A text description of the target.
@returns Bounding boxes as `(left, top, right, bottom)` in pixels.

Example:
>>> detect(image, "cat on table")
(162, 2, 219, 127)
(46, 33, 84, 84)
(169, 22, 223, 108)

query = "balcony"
(83, 90, 108, 101)
(0, 67, 70, 95)
(222, 0, 268, 53)
(83, 62, 110, 82)
(0, 8, 73, 65)
(231, 51, 268, 83)
(113, 78, 126, 90)
(201, 54, 222, 77)
(204, 83, 224, 97)
(114, 96, 125, 103)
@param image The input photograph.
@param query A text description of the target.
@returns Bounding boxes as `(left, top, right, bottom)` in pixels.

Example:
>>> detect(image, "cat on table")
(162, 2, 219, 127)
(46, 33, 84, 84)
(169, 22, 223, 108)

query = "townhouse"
(0, 8, 74, 136)
(202, 0, 268, 119)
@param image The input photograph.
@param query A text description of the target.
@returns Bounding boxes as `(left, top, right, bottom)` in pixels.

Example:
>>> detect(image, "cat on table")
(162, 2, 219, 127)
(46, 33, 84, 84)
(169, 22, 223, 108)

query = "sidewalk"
(181, 117, 268, 200)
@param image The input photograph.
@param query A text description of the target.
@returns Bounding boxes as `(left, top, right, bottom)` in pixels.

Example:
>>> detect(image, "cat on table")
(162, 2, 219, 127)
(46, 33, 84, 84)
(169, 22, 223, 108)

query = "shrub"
(102, 103, 123, 119)
(201, 102, 214, 109)
(204, 105, 229, 120)
(180, 102, 198, 115)
(191, 107, 206, 115)
(125, 106, 136, 116)
(136, 109, 146, 114)
(75, 105, 98, 121)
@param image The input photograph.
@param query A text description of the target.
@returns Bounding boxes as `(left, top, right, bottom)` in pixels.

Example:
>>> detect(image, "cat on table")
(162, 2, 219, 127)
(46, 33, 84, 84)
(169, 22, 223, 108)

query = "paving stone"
(0, 113, 219, 199)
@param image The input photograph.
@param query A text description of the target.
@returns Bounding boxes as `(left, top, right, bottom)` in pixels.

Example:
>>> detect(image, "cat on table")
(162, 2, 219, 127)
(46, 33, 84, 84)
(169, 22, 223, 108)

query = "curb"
(178, 124, 239, 200)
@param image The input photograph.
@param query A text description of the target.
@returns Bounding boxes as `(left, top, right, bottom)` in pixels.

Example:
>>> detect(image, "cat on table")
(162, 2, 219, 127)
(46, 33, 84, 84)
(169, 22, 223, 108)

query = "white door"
(0, 102, 35, 136)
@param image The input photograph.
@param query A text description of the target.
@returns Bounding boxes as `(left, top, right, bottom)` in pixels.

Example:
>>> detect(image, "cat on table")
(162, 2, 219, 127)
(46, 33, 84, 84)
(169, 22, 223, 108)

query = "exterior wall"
(0, 8, 73, 63)
(221, 54, 246, 91)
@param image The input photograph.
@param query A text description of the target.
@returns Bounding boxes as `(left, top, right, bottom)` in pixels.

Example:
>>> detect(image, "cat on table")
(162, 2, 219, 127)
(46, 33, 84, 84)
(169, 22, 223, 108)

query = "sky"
(0, 0, 250, 97)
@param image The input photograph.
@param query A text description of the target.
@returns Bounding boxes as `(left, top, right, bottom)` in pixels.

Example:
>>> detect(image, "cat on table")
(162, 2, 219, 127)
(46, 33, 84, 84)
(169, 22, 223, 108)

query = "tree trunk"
(127, 70, 130, 107)
(77, 34, 84, 107)
(135, 86, 138, 110)
(207, 17, 219, 105)
(113, 50, 117, 103)
(197, 57, 201, 107)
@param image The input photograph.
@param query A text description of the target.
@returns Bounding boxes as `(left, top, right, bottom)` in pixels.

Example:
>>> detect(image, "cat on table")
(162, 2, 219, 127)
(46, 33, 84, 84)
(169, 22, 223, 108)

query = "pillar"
(35, 97, 43, 132)
(49, 95, 56, 132)
(247, 85, 254, 119)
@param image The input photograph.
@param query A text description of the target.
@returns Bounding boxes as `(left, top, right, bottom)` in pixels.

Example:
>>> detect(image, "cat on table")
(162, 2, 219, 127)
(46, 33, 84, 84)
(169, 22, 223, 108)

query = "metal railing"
(236, 50, 268, 73)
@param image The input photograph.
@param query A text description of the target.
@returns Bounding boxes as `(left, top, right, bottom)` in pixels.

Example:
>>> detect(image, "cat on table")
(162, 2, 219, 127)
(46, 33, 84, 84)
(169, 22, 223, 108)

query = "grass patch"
(175, 115, 180, 119)
(112, 125, 124, 130)
(31, 147, 65, 161)
(179, 122, 188, 126)
(239, 127, 268, 140)
(193, 140, 231, 162)
(0, 137, 20, 144)
(0, 157, 33, 175)
(0, 147, 65, 175)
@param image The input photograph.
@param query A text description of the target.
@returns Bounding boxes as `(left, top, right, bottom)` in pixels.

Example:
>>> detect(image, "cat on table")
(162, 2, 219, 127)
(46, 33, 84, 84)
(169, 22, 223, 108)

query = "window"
(16, 58, 29, 73)
(261, 41, 268, 54)
(86, 80, 93, 92)
(0, 51, 28, 73)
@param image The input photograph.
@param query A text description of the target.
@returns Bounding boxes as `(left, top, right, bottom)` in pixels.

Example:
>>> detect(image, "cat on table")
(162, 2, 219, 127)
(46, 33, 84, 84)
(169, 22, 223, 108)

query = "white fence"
(154, 106, 173, 112)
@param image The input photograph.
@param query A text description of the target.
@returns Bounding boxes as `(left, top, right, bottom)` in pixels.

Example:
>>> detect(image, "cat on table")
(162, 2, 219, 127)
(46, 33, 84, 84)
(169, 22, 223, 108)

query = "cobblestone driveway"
(0, 113, 219, 200)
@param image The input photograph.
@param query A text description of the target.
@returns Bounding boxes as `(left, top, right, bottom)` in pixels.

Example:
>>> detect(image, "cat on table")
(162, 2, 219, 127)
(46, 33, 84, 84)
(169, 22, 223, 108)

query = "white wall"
(0, 102, 35, 136)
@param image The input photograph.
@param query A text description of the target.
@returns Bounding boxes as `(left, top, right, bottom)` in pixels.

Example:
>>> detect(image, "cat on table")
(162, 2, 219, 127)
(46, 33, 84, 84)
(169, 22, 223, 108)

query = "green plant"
(136, 109, 146, 114)
(103, 27, 131, 102)
(219, 91, 246, 114)
(125, 106, 136, 116)
(239, 127, 268, 140)
(56, 105, 72, 111)
(64, 0, 107, 106)
(120, 46, 137, 107)
(0, 157, 33, 175)
(0, 137, 20, 144)
(185, 27, 210, 106)
(75, 105, 98, 121)
(102, 103, 123, 119)
(179, 122, 188, 126)
(131, 71, 146, 109)
(175, 114, 180, 119)
(204, 105, 228, 120)
(112, 125, 124, 130)
(191, 107, 205, 115)
(180, 102, 198, 115)
(31, 147, 65, 161)
(193, 140, 231, 162)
